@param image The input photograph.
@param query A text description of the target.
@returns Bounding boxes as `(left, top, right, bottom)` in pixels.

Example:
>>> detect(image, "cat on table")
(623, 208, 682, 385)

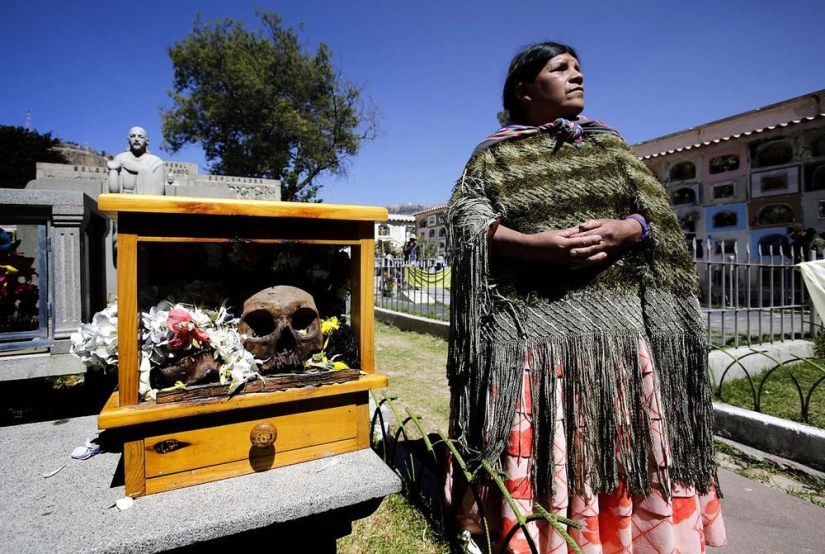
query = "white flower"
(70, 302, 118, 371)
(72, 295, 265, 401)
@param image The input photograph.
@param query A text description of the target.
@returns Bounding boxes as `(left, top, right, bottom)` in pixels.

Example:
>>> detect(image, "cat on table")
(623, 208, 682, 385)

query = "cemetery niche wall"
(0, 189, 107, 381)
(91, 194, 388, 497)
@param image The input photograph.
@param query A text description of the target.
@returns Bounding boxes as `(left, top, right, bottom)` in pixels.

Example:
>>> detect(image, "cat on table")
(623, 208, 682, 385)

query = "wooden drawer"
(145, 402, 357, 477)
(118, 393, 369, 496)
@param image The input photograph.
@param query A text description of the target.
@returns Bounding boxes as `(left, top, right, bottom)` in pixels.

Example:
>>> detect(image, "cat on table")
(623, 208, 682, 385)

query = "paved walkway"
(716, 468, 825, 553)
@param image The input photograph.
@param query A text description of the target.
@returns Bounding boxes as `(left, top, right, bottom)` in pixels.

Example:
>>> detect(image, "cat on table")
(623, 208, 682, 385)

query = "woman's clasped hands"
(490, 217, 643, 269)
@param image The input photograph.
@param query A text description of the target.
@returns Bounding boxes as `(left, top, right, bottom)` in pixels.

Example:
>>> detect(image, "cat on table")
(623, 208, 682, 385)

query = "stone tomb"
(95, 194, 389, 496)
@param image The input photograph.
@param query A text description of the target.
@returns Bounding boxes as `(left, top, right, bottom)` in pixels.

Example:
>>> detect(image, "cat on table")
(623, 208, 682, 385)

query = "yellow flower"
(321, 316, 340, 336)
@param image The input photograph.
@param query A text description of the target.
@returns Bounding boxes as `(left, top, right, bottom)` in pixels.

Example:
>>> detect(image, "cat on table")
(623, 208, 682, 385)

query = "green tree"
(0, 126, 68, 189)
(161, 11, 379, 202)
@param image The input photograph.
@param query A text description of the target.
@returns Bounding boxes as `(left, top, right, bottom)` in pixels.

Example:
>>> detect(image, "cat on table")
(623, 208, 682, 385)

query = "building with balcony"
(411, 204, 448, 259)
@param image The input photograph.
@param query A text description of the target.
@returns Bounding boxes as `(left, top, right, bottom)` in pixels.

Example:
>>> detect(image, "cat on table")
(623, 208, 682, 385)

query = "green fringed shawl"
(446, 130, 717, 500)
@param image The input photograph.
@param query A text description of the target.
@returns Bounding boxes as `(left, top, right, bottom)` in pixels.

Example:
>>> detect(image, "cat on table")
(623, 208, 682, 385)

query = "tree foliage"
(161, 10, 379, 202)
(0, 125, 68, 189)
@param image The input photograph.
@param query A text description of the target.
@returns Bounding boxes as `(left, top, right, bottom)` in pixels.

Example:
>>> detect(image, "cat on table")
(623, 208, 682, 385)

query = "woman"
(444, 41, 726, 553)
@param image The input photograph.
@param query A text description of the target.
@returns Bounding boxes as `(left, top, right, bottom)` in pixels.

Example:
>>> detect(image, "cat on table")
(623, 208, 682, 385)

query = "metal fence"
(695, 240, 819, 347)
(375, 242, 823, 347)
(375, 257, 451, 321)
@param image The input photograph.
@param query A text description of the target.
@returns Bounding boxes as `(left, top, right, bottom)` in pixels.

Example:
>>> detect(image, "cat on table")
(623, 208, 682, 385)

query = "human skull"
(238, 286, 323, 374)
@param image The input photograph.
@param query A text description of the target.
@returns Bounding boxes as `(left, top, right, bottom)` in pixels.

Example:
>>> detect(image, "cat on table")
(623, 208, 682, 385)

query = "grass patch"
(717, 359, 825, 429)
(372, 321, 450, 434)
(338, 322, 452, 552)
(338, 493, 451, 554)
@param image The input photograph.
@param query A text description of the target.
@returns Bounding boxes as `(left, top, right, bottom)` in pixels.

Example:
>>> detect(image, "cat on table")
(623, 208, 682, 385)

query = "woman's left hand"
(567, 218, 643, 265)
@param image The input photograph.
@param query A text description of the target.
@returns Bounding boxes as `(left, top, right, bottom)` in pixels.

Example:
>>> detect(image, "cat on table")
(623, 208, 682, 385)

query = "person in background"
(403, 241, 411, 263)
(787, 224, 825, 262)
(443, 41, 725, 553)
(407, 237, 418, 266)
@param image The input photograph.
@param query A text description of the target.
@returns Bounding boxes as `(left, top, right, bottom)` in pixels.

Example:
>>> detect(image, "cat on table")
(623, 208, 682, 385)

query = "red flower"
(166, 308, 210, 351)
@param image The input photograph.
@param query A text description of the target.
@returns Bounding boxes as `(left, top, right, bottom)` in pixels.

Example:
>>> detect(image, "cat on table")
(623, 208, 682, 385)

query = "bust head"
(127, 126, 149, 155)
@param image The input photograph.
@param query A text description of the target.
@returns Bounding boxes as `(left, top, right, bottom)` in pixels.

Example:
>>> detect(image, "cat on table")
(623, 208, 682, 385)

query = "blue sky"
(1, 1, 822, 207)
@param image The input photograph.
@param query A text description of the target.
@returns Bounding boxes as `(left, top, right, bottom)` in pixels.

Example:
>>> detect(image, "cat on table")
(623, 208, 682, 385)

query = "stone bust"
(107, 126, 166, 195)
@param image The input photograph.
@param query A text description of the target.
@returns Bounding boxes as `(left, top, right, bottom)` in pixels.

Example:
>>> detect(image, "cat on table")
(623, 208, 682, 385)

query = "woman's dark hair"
(502, 41, 579, 124)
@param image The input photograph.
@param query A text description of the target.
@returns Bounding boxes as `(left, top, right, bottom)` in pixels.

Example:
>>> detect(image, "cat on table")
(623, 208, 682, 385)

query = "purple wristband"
(623, 214, 651, 242)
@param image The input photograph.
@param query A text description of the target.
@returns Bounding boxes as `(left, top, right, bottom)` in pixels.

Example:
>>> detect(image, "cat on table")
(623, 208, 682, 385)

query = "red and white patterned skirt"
(444, 340, 727, 553)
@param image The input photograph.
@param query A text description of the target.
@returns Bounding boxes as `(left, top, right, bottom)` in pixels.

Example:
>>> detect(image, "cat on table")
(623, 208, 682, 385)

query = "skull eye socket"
(242, 309, 276, 338)
(292, 307, 318, 333)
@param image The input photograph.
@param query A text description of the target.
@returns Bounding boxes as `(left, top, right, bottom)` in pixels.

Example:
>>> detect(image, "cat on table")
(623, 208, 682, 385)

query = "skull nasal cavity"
(243, 309, 276, 337)
(277, 328, 296, 352)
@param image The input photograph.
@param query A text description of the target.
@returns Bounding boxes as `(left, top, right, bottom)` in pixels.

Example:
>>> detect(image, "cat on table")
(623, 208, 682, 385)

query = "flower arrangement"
(71, 243, 358, 401)
(71, 295, 357, 401)
(0, 250, 40, 332)
(137, 299, 259, 399)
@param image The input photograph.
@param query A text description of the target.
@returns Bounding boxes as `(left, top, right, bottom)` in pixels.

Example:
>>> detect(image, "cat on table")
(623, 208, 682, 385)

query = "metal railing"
(695, 240, 819, 347)
(375, 257, 450, 321)
(713, 345, 825, 427)
(375, 241, 823, 347)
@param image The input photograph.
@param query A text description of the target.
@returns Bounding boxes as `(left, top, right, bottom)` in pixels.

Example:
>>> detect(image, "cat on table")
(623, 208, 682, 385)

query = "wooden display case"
(96, 194, 389, 497)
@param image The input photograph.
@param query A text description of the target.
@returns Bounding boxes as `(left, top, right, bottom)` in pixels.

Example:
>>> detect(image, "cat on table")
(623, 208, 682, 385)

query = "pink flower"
(166, 308, 210, 351)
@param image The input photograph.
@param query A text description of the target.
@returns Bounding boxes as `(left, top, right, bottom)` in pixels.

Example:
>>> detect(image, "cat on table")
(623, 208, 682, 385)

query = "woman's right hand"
(489, 223, 605, 267)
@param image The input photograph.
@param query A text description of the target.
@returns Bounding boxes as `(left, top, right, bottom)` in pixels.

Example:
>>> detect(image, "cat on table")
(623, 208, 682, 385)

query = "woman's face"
(517, 53, 584, 125)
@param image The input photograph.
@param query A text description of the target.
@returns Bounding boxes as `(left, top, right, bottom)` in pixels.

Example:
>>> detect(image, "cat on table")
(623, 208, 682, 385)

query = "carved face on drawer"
(238, 286, 323, 373)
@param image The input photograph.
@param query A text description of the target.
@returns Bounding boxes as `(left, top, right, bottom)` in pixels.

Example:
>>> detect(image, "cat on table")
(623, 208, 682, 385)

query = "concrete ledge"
(0, 351, 87, 382)
(713, 402, 825, 472)
(709, 339, 815, 384)
(0, 415, 401, 553)
(375, 307, 449, 339)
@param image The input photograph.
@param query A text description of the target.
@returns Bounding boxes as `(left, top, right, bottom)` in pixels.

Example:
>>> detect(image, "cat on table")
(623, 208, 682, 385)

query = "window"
(814, 134, 825, 157)
(685, 234, 703, 258)
(669, 161, 696, 181)
(428, 229, 436, 238)
(680, 212, 699, 232)
(438, 227, 447, 237)
(761, 174, 788, 192)
(377, 224, 389, 237)
(712, 211, 738, 228)
(0, 221, 50, 351)
(757, 234, 789, 256)
(810, 165, 825, 191)
(714, 239, 737, 255)
(712, 182, 735, 199)
(418, 219, 427, 229)
(755, 141, 793, 167)
(672, 187, 696, 205)
(751, 167, 799, 197)
(709, 154, 739, 174)
(427, 215, 437, 227)
(819, 200, 825, 219)
(757, 204, 794, 225)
